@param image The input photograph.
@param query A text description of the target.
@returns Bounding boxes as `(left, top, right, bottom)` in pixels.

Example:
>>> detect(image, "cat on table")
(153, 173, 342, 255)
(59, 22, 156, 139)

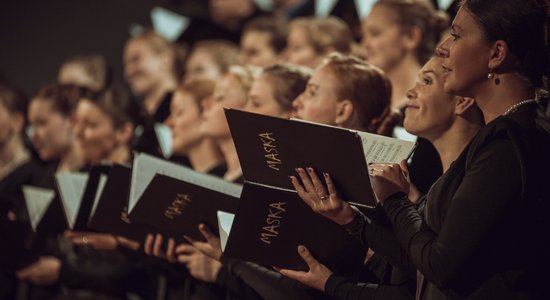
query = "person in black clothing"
(281, 54, 484, 299)
(361, 0, 450, 199)
(124, 29, 186, 158)
(164, 79, 225, 176)
(284, 0, 550, 298)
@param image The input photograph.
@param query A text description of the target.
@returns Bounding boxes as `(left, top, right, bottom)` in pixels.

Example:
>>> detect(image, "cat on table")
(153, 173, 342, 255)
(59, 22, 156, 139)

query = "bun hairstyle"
(261, 64, 312, 112)
(227, 64, 261, 103)
(375, 0, 450, 65)
(322, 52, 400, 136)
(461, 0, 550, 91)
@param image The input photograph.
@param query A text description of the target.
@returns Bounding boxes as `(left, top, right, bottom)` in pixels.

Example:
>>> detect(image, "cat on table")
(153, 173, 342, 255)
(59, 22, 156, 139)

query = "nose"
(406, 86, 417, 100)
(292, 93, 304, 110)
(436, 36, 451, 58)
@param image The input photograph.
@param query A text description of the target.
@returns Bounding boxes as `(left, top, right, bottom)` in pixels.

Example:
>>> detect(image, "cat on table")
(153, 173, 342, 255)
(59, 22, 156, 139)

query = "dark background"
(0, 0, 161, 96)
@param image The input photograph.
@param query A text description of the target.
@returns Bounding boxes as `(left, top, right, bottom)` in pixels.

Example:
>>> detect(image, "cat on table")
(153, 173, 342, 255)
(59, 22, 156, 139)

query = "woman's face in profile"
(199, 74, 246, 140)
(244, 75, 288, 118)
(165, 90, 204, 155)
(361, 5, 410, 72)
(284, 26, 323, 68)
(27, 99, 73, 161)
(292, 65, 340, 126)
(404, 57, 456, 140)
(73, 100, 119, 164)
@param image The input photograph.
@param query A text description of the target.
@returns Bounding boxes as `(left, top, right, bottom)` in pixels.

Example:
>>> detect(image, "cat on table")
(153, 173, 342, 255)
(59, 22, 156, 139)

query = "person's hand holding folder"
(290, 168, 358, 225)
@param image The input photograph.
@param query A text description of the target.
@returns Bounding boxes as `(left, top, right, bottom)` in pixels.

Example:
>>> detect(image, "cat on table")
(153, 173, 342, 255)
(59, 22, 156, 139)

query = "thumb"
(297, 245, 318, 269)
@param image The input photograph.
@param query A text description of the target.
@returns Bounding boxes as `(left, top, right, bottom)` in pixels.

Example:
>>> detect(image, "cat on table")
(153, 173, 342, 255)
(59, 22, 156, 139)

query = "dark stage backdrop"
(0, 0, 160, 96)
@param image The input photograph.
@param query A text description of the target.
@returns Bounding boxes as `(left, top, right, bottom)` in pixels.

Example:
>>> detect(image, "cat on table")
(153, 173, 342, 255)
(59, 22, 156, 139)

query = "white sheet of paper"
(393, 126, 418, 143)
(217, 211, 235, 252)
(128, 153, 243, 213)
(357, 130, 416, 164)
(55, 172, 89, 229)
(22, 186, 55, 231)
(154, 123, 173, 158)
(151, 6, 190, 41)
(89, 174, 108, 222)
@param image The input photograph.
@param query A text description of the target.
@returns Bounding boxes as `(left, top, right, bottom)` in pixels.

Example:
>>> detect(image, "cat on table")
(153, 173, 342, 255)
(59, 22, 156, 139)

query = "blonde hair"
(190, 40, 240, 75)
(227, 65, 261, 102)
(290, 16, 353, 54)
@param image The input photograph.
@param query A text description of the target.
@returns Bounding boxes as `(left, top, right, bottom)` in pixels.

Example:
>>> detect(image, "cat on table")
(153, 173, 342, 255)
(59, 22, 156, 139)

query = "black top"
(345, 104, 550, 299)
(133, 91, 174, 158)
(0, 157, 42, 222)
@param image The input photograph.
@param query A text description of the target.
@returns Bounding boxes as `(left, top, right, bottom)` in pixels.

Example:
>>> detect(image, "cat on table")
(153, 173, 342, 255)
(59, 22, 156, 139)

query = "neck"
(430, 119, 480, 173)
(106, 145, 131, 165)
(143, 79, 177, 115)
(0, 134, 25, 168)
(187, 139, 223, 173)
(58, 140, 85, 172)
(387, 55, 421, 109)
(216, 137, 241, 181)
(471, 74, 535, 123)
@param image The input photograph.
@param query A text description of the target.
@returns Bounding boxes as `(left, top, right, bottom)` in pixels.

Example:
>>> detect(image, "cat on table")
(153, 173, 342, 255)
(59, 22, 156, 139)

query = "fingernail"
(298, 245, 305, 252)
(307, 167, 313, 172)
(323, 172, 329, 178)
(288, 175, 294, 181)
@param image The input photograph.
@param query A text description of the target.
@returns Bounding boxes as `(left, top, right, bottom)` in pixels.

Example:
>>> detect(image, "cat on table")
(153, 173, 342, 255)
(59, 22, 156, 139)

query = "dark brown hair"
(262, 63, 312, 112)
(243, 13, 288, 53)
(33, 84, 82, 117)
(322, 53, 399, 136)
(81, 87, 145, 129)
(461, 0, 550, 90)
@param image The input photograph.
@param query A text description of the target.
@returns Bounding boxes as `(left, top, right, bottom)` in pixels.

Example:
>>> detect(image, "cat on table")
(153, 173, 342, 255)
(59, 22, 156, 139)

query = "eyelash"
(450, 32, 460, 41)
(422, 77, 432, 85)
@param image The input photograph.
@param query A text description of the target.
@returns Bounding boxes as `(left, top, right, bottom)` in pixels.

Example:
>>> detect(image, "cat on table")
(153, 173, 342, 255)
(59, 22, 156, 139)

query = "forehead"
(421, 57, 442, 75)
(242, 30, 272, 44)
(364, 5, 398, 27)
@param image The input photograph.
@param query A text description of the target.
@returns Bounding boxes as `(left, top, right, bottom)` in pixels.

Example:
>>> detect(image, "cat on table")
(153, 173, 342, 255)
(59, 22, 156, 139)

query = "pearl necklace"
(503, 99, 537, 116)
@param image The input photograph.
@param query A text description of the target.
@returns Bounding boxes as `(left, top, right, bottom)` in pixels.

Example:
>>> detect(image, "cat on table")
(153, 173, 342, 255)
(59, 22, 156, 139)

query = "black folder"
(225, 108, 416, 207)
(88, 164, 150, 242)
(0, 220, 38, 272)
(130, 173, 240, 241)
(224, 182, 365, 278)
(73, 165, 111, 231)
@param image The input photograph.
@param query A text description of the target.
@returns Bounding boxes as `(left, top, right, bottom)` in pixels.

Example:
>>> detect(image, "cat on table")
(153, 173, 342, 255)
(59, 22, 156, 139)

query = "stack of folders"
(221, 108, 417, 278)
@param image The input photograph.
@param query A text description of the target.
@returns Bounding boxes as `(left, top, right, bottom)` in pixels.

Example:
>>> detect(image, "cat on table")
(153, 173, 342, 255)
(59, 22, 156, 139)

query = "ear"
(115, 122, 135, 145)
(454, 97, 476, 115)
(11, 113, 25, 133)
(403, 26, 422, 51)
(335, 100, 354, 126)
(487, 40, 508, 71)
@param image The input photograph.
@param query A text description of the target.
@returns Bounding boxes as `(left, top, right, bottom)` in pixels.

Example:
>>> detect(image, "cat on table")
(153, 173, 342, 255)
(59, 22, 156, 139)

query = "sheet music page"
(356, 131, 416, 164)
(55, 172, 89, 229)
(89, 174, 108, 222)
(22, 186, 55, 231)
(154, 123, 173, 158)
(129, 153, 242, 212)
(217, 210, 235, 252)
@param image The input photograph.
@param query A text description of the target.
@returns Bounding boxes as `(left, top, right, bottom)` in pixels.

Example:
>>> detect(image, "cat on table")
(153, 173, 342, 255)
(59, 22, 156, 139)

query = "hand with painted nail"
(143, 233, 178, 263)
(290, 167, 358, 225)
(278, 245, 333, 292)
(184, 223, 222, 261)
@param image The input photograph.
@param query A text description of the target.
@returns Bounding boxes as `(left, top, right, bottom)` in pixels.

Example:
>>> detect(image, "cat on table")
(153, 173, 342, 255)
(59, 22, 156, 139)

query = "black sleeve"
(383, 139, 521, 289)
(215, 260, 264, 300)
(218, 258, 332, 300)
(324, 273, 414, 300)
(343, 208, 415, 274)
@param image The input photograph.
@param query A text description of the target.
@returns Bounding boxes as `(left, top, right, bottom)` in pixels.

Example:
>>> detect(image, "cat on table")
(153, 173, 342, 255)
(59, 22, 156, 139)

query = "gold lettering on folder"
(259, 132, 281, 171)
(164, 193, 192, 220)
(260, 202, 287, 244)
